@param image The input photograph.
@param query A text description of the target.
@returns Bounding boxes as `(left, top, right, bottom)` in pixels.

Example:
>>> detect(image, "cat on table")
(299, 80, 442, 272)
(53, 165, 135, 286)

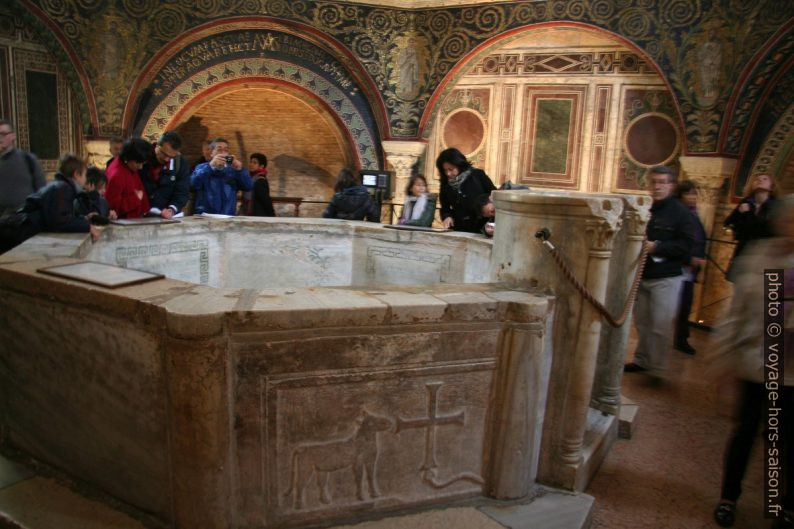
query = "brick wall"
(177, 88, 354, 216)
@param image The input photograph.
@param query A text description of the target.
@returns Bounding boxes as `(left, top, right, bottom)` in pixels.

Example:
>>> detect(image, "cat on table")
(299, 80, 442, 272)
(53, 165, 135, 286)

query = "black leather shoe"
(624, 362, 646, 373)
(714, 501, 735, 527)
(675, 342, 696, 355)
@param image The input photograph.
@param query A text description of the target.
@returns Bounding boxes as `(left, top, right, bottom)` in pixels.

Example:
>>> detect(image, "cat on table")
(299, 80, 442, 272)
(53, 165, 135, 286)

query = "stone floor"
(592, 326, 765, 529)
(0, 327, 767, 529)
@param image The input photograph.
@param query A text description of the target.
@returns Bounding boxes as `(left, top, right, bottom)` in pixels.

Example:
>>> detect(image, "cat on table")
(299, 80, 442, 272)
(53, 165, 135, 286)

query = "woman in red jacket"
(106, 137, 152, 219)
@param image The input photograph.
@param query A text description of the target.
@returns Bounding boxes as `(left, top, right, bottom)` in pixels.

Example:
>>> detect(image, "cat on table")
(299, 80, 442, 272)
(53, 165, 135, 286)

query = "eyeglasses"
(157, 145, 180, 159)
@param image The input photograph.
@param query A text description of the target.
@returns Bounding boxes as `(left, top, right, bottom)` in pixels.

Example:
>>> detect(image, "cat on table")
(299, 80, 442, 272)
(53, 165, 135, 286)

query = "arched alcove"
(124, 19, 387, 173)
(421, 24, 683, 194)
(171, 83, 354, 216)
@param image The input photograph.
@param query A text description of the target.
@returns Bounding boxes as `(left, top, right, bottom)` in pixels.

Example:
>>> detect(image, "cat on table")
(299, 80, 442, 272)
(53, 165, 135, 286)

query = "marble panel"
(82, 219, 492, 290)
(87, 223, 217, 286)
(262, 365, 493, 525)
(0, 291, 169, 518)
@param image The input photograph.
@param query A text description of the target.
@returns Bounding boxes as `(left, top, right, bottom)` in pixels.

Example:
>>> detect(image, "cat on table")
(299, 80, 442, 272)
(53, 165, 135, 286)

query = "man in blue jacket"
(190, 137, 252, 215)
(624, 165, 695, 383)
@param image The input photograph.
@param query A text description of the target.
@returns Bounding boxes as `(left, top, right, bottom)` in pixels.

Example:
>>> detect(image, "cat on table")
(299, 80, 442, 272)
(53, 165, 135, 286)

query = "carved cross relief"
(280, 381, 484, 512)
(396, 382, 484, 489)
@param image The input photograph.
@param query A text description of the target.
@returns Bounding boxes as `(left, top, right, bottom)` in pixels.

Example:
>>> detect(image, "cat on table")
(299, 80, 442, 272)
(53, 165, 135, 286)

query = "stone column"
(381, 140, 426, 206)
(490, 190, 623, 491)
(591, 195, 651, 415)
(678, 156, 735, 323)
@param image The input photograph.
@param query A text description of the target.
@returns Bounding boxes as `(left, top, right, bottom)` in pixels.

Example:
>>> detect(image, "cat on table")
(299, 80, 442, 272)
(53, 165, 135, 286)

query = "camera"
(225, 155, 234, 165)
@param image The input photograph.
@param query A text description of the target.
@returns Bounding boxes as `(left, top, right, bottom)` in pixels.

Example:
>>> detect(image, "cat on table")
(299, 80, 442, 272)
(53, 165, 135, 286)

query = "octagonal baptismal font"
(0, 191, 648, 529)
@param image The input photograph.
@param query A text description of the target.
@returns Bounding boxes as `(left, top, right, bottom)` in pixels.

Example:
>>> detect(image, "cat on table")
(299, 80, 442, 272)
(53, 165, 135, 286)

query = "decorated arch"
(125, 18, 389, 169)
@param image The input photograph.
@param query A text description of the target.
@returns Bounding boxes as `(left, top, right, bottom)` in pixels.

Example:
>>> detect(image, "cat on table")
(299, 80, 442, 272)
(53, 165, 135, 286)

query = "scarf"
(404, 193, 428, 221)
(447, 167, 472, 193)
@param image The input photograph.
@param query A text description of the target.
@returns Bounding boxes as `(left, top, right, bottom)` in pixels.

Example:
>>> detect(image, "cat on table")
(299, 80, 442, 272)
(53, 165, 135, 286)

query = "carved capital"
(382, 140, 426, 177)
(84, 139, 112, 169)
(679, 155, 736, 198)
(385, 154, 417, 175)
(585, 219, 618, 252)
(696, 185, 723, 207)
(624, 210, 647, 238)
(619, 195, 651, 239)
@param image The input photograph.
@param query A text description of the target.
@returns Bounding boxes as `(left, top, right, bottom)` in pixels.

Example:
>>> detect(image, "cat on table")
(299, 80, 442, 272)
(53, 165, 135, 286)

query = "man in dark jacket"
(1, 153, 98, 253)
(0, 119, 46, 215)
(140, 131, 190, 219)
(625, 166, 695, 382)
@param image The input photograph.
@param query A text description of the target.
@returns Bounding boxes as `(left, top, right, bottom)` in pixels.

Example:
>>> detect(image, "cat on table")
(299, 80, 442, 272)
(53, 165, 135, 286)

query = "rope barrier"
(534, 228, 649, 328)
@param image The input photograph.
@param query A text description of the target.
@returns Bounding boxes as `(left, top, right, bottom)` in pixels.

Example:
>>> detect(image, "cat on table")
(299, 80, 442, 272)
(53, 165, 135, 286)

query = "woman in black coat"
(724, 173, 777, 281)
(436, 147, 496, 233)
(322, 168, 380, 222)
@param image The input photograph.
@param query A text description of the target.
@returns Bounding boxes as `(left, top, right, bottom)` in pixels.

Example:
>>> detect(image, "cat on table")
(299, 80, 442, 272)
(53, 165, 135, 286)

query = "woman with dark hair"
(106, 137, 153, 219)
(322, 168, 380, 222)
(436, 147, 495, 232)
(398, 174, 436, 227)
(673, 180, 707, 354)
(724, 173, 777, 281)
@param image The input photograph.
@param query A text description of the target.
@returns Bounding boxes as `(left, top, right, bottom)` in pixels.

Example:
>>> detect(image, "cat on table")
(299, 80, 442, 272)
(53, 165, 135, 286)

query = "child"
(0, 153, 99, 253)
(74, 166, 117, 223)
(475, 193, 495, 237)
(398, 174, 436, 227)
(243, 152, 275, 216)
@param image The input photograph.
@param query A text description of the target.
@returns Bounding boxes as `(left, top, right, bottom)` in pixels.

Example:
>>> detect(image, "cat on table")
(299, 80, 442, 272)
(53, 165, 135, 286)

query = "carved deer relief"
(283, 409, 393, 510)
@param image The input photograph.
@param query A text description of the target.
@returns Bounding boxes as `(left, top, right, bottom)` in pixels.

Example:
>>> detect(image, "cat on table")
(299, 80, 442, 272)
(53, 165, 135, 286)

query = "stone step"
(1, 450, 592, 529)
(478, 486, 594, 529)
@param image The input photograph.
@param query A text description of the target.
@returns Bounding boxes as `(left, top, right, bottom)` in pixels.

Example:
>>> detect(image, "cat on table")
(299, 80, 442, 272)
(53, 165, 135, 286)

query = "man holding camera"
(190, 137, 252, 215)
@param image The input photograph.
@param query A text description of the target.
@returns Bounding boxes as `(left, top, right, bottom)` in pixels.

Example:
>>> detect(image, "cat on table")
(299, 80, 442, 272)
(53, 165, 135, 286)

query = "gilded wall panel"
(496, 84, 515, 184)
(438, 87, 491, 169)
(615, 87, 681, 192)
(12, 48, 71, 172)
(587, 85, 611, 192)
(518, 85, 586, 189)
(0, 46, 11, 119)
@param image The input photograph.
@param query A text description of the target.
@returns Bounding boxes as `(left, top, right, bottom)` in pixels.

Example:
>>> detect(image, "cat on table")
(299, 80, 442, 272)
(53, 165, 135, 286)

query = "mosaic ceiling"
(10, 0, 793, 156)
